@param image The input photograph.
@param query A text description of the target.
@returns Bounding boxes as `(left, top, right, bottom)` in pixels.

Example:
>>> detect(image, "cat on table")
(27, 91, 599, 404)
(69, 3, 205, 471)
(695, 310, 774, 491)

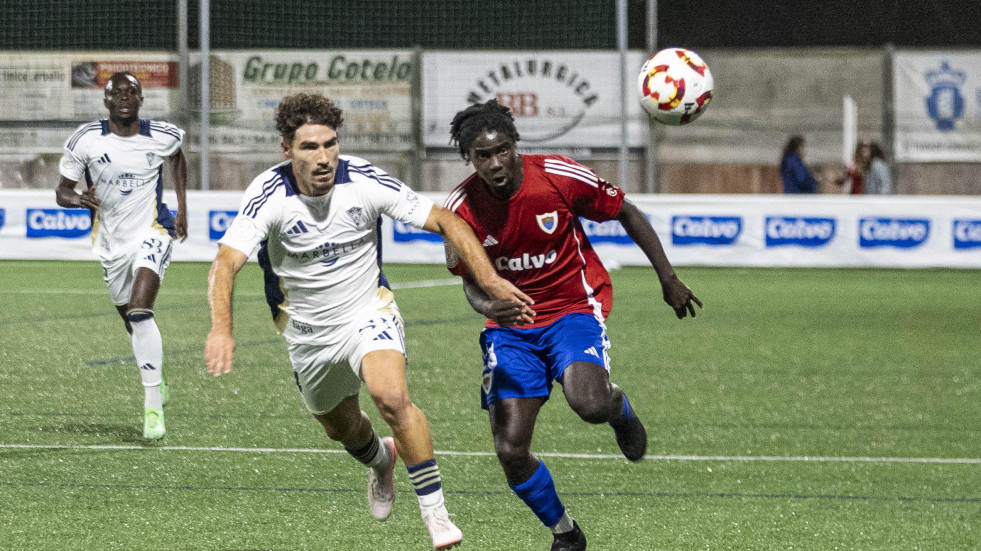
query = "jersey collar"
(99, 119, 153, 137)
(278, 158, 351, 197)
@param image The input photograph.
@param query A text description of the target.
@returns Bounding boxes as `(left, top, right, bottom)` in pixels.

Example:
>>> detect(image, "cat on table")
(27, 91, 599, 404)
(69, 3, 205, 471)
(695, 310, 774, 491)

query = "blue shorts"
(478, 312, 611, 409)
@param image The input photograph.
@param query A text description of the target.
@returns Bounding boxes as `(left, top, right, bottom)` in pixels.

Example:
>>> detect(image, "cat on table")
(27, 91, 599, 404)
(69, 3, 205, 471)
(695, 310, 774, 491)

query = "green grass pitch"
(1, 260, 979, 550)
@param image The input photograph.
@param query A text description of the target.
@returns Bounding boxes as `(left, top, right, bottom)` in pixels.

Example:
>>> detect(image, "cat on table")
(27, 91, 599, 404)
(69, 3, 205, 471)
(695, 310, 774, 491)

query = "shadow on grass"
(41, 422, 145, 444)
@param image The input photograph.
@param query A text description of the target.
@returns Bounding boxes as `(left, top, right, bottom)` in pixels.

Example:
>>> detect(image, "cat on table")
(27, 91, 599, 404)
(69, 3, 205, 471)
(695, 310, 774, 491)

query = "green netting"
(0, 0, 178, 50)
(0, 0, 618, 51)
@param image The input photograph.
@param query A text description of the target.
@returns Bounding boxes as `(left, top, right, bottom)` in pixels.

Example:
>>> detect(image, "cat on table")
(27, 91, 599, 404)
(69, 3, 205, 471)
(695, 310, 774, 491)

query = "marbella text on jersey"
(285, 235, 370, 266)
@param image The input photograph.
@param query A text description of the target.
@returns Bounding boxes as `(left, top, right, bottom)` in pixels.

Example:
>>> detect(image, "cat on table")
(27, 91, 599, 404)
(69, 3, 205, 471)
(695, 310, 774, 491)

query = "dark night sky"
(645, 0, 981, 49)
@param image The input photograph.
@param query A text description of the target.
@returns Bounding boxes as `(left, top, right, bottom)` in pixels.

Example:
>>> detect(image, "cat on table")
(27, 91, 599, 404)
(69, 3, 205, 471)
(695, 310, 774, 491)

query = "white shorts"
(285, 297, 406, 415)
(101, 232, 173, 306)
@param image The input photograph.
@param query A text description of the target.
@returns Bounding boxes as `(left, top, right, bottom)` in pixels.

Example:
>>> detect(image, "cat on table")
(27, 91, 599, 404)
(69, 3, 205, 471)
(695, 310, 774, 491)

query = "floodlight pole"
(617, 0, 629, 191)
(645, 0, 658, 193)
(199, 0, 210, 191)
(177, 0, 189, 127)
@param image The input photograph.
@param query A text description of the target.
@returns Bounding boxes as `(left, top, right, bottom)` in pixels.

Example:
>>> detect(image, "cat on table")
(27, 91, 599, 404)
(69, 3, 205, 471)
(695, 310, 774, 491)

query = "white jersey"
(58, 119, 184, 259)
(219, 155, 434, 340)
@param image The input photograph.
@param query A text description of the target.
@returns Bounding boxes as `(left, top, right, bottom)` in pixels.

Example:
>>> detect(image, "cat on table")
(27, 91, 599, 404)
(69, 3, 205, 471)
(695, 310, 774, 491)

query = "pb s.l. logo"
(536, 211, 558, 234)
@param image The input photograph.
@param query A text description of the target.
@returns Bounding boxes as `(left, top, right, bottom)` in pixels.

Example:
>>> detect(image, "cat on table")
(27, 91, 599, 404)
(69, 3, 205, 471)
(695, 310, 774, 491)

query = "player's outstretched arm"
(55, 176, 100, 210)
(424, 205, 534, 308)
(169, 149, 189, 242)
(617, 199, 702, 319)
(206, 245, 249, 376)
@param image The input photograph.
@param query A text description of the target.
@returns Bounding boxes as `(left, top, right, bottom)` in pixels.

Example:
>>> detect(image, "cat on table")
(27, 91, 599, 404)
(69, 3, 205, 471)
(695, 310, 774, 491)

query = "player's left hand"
(483, 276, 535, 309)
(662, 275, 702, 319)
(205, 330, 236, 376)
(174, 210, 188, 243)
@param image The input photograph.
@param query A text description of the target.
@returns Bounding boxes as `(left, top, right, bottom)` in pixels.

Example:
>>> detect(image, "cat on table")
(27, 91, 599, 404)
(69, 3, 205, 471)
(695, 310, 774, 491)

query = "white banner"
(0, 52, 179, 122)
(894, 50, 981, 162)
(3, 191, 981, 268)
(423, 51, 648, 148)
(196, 50, 415, 152)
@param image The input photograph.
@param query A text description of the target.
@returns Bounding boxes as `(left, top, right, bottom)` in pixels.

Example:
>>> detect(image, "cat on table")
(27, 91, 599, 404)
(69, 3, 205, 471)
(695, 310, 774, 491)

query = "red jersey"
(445, 154, 625, 328)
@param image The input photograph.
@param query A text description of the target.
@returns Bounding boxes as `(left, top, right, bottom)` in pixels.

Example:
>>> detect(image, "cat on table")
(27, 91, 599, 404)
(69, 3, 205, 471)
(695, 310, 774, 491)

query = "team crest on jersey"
(536, 211, 559, 234)
(146, 152, 157, 167)
(347, 207, 368, 228)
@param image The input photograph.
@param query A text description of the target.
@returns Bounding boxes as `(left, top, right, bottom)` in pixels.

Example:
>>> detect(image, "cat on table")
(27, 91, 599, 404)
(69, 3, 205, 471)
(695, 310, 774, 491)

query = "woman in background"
(780, 135, 819, 194)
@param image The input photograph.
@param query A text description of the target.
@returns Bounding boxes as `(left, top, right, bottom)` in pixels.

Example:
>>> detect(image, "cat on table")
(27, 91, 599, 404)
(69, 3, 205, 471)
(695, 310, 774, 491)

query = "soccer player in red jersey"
(444, 100, 701, 550)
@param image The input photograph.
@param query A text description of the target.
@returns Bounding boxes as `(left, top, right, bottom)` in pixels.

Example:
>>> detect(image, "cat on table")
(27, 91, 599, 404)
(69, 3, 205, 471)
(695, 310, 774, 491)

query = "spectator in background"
(836, 140, 867, 195)
(780, 135, 819, 194)
(863, 141, 893, 194)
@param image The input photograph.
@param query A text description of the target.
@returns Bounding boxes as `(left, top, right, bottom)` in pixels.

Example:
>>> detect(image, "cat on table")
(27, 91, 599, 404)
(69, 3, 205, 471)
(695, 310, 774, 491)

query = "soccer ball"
(637, 47, 714, 125)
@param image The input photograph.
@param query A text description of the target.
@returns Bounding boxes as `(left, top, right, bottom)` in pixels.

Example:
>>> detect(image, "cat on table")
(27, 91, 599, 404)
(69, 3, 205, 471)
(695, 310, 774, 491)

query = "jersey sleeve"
(58, 123, 93, 182)
(549, 156, 625, 222)
(349, 158, 434, 227)
(150, 121, 185, 157)
(218, 177, 278, 257)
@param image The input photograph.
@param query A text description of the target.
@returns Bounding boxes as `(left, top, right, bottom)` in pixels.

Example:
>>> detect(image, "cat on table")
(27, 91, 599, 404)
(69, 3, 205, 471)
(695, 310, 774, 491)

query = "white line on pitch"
(1, 444, 978, 464)
(0, 279, 461, 296)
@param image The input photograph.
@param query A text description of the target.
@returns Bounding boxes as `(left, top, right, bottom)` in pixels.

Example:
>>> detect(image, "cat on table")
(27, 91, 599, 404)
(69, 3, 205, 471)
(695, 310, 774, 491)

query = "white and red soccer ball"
(637, 47, 714, 125)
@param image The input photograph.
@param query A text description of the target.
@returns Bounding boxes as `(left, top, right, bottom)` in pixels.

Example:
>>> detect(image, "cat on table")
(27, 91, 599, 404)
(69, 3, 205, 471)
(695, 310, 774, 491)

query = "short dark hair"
(275, 93, 344, 144)
(782, 135, 805, 160)
(104, 71, 141, 98)
(449, 99, 520, 162)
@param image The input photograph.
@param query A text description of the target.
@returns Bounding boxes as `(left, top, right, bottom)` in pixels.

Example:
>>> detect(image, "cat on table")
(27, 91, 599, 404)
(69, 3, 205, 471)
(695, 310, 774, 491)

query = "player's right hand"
(205, 331, 236, 376)
(487, 298, 536, 327)
(78, 187, 101, 210)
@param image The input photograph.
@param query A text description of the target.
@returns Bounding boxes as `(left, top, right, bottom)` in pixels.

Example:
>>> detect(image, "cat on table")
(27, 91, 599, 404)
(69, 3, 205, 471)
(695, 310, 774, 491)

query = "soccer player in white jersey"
(55, 71, 188, 441)
(205, 93, 532, 550)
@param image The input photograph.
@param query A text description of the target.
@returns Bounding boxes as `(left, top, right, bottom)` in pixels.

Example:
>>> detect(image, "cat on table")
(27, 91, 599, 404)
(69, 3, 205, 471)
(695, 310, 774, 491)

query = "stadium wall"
(2, 190, 980, 268)
(0, 48, 978, 195)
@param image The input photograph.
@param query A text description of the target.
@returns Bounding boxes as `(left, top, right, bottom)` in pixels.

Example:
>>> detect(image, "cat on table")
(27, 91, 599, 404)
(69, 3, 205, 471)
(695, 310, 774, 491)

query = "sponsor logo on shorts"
(26, 208, 91, 238)
(765, 216, 836, 247)
(953, 219, 981, 249)
(859, 218, 930, 248)
(291, 318, 314, 335)
(672, 216, 742, 246)
(209, 210, 238, 240)
(393, 220, 443, 243)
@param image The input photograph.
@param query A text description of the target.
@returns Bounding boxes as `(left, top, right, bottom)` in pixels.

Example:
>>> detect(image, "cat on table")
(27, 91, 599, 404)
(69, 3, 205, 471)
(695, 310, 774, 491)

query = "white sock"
(131, 317, 163, 410)
(367, 437, 390, 472)
(418, 488, 446, 518)
(551, 512, 575, 534)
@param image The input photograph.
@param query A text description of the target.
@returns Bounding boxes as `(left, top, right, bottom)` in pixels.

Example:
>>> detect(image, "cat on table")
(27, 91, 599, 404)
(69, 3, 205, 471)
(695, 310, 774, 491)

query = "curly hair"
(275, 93, 344, 144)
(449, 99, 520, 162)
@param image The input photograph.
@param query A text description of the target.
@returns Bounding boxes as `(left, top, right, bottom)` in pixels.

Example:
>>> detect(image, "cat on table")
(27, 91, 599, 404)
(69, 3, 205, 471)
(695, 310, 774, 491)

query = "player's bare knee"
(494, 438, 532, 469)
(572, 399, 612, 424)
(371, 390, 412, 424)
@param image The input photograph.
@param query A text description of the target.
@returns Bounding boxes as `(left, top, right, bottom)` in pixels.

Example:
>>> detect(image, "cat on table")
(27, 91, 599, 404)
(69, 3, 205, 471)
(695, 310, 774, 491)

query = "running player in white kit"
(55, 71, 188, 441)
(205, 92, 532, 550)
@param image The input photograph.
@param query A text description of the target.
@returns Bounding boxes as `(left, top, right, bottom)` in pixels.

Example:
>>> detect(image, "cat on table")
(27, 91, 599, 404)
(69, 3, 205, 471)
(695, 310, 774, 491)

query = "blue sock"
(510, 460, 565, 528)
(611, 392, 636, 427)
